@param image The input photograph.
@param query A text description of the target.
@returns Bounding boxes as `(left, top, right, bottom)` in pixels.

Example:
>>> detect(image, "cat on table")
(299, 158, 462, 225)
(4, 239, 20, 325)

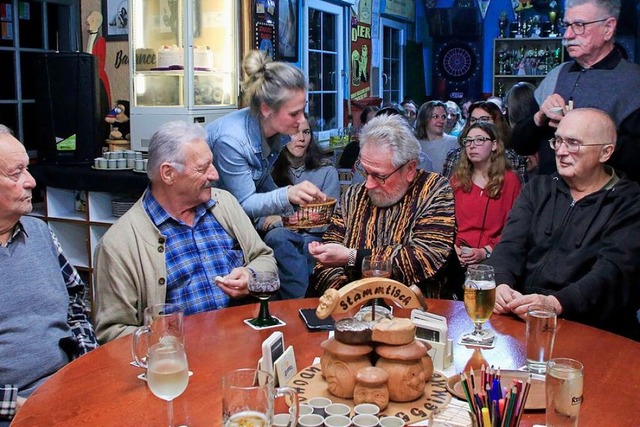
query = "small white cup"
(126, 158, 136, 168)
(116, 158, 126, 168)
(95, 157, 107, 169)
(324, 415, 351, 427)
(293, 403, 314, 417)
(134, 159, 144, 171)
(273, 413, 291, 427)
(107, 158, 118, 169)
(325, 403, 351, 417)
(378, 416, 405, 427)
(308, 397, 332, 416)
(354, 403, 380, 416)
(142, 159, 148, 171)
(135, 151, 143, 159)
(299, 414, 325, 427)
(352, 414, 379, 427)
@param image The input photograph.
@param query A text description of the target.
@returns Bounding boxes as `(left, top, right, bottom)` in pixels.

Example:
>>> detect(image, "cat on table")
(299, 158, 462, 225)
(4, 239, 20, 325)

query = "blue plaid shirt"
(143, 190, 244, 315)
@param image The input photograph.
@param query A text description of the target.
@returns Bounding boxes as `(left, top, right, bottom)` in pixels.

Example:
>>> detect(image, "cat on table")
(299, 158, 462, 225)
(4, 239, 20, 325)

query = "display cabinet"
(492, 37, 565, 97)
(129, 0, 240, 150)
(31, 187, 143, 311)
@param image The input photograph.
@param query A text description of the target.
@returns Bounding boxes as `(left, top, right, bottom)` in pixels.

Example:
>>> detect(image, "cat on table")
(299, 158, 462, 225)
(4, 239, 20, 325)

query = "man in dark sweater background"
(491, 109, 640, 340)
(510, 0, 640, 180)
(0, 125, 97, 424)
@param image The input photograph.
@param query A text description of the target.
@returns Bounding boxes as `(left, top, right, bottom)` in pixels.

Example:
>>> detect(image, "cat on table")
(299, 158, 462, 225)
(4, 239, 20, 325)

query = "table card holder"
(257, 346, 297, 387)
(411, 309, 453, 371)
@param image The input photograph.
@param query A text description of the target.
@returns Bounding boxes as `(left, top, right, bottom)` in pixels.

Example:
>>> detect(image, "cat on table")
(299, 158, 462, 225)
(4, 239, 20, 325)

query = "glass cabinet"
(129, 0, 240, 150)
(492, 37, 564, 97)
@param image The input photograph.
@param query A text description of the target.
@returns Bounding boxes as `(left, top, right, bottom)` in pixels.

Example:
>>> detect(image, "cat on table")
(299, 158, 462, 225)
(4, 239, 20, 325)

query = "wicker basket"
(283, 198, 337, 229)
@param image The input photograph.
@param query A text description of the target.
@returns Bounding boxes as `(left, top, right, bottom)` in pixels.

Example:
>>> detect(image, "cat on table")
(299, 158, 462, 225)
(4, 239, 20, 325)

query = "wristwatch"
(484, 247, 492, 259)
(347, 249, 357, 267)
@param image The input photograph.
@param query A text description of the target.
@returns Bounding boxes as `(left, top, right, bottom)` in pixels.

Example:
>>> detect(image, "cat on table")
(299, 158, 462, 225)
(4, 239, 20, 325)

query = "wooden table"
(11, 299, 640, 426)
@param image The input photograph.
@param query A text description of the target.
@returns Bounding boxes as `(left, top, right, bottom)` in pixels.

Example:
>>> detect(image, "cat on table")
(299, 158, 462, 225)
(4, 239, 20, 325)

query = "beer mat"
(457, 335, 496, 349)
(446, 370, 545, 410)
(137, 371, 193, 382)
(243, 317, 286, 331)
(288, 364, 451, 424)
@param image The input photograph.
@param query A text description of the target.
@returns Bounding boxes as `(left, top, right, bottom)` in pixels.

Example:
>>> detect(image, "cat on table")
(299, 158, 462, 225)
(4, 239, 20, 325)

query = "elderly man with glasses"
(511, 0, 640, 181)
(491, 108, 640, 340)
(308, 114, 457, 298)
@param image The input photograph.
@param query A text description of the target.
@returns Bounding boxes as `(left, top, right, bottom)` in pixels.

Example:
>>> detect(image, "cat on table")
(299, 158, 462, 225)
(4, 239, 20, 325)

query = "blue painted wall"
(416, 0, 563, 97)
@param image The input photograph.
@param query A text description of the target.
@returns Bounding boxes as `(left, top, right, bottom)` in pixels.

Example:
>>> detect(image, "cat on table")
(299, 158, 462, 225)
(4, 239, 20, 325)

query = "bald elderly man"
(490, 108, 640, 340)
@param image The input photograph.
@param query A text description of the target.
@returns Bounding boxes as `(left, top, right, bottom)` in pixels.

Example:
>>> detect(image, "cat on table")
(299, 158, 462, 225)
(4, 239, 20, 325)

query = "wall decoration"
(277, 0, 298, 62)
(102, 0, 128, 41)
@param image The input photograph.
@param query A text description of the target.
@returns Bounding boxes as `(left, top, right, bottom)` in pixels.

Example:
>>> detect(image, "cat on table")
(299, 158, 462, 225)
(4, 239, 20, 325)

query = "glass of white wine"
(146, 341, 189, 427)
(461, 265, 497, 345)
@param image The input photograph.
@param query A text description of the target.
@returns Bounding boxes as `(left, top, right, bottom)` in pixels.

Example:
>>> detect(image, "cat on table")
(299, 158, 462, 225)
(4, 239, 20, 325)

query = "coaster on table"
(457, 335, 496, 349)
(243, 317, 286, 330)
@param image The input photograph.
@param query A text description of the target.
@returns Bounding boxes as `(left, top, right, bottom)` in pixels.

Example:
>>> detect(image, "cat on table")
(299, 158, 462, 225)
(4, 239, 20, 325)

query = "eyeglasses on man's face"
(355, 159, 407, 185)
(469, 115, 493, 124)
(462, 136, 493, 147)
(549, 136, 611, 153)
(558, 18, 609, 35)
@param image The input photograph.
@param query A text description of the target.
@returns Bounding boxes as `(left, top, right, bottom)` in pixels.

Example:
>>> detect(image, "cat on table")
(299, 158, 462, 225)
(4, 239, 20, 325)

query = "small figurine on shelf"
(105, 100, 130, 140)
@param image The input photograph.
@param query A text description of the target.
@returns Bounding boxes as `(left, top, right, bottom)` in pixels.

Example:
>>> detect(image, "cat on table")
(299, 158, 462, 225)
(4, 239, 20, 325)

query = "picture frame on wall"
(277, 0, 298, 62)
(102, 0, 128, 41)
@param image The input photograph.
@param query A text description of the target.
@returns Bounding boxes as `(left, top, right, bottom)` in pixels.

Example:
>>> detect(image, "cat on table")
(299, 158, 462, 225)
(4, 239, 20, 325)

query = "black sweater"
(489, 172, 640, 340)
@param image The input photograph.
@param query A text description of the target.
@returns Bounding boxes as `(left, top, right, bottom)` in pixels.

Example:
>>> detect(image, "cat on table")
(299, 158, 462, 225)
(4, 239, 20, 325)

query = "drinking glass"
(525, 305, 557, 373)
(247, 271, 282, 327)
(361, 255, 392, 279)
(361, 255, 393, 320)
(461, 265, 497, 344)
(146, 341, 189, 427)
(132, 303, 184, 368)
(222, 368, 299, 427)
(545, 358, 584, 427)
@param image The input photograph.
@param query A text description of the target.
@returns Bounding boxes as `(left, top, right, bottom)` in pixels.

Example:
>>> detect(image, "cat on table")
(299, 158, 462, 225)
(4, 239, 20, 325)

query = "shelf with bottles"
(492, 37, 564, 97)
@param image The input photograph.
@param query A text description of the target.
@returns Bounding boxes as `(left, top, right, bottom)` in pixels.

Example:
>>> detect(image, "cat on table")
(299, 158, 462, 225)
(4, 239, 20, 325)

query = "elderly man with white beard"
(510, 0, 640, 181)
(308, 114, 457, 298)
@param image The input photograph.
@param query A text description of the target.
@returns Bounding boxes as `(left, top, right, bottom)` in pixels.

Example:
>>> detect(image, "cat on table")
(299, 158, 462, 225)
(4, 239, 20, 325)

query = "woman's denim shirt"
(206, 108, 294, 221)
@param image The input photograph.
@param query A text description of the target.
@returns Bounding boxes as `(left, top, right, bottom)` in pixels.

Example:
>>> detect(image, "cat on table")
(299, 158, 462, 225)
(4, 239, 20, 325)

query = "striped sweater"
(313, 170, 456, 297)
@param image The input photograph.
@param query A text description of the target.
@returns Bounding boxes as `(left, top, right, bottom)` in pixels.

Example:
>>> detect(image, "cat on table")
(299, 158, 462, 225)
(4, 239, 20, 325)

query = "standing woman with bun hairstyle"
(207, 50, 326, 299)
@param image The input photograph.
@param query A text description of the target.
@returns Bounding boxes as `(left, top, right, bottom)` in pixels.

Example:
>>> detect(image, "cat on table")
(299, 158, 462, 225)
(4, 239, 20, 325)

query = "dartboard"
(436, 42, 478, 82)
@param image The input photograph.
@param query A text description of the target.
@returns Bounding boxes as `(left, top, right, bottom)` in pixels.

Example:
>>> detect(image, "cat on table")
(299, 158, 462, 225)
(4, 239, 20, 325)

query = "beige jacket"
(93, 188, 276, 343)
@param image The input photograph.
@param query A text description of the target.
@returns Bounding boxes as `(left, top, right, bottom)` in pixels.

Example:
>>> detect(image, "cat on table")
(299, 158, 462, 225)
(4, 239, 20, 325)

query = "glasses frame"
(462, 136, 493, 147)
(356, 160, 408, 185)
(469, 116, 493, 124)
(558, 18, 609, 35)
(548, 137, 611, 153)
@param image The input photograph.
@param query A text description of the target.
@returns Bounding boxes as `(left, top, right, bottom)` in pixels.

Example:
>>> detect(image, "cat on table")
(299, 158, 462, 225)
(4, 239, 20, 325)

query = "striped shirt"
(313, 170, 456, 297)
(143, 191, 244, 314)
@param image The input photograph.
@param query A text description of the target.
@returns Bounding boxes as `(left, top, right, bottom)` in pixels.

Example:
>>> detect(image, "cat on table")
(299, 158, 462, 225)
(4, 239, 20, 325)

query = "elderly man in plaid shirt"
(0, 125, 98, 424)
(94, 121, 277, 343)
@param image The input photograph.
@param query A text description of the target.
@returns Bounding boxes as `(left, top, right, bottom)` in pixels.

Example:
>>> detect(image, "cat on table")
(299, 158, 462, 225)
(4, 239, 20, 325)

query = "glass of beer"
(361, 255, 393, 319)
(222, 368, 299, 427)
(461, 265, 497, 344)
(545, 358, 584, 427)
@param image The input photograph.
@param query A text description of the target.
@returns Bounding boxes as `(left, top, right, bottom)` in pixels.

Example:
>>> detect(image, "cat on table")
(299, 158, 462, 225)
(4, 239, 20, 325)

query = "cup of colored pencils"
(459, 366, 532, 427)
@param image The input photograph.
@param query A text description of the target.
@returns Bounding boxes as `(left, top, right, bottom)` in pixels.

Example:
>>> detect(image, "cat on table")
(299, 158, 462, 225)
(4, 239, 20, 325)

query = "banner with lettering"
(350, 1, 373, 101)
(383, 0, 415, 21)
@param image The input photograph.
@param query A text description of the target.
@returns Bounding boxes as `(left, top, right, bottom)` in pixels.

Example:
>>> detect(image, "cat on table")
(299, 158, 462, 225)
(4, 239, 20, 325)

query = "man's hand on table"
(494, 284, 563, 319)
(215, 267, 252, 298)
(308, 241, 350, 267)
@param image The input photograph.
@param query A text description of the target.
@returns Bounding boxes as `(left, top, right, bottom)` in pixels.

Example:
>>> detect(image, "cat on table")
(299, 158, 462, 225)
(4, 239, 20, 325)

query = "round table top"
(11, 298, 640, 426)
